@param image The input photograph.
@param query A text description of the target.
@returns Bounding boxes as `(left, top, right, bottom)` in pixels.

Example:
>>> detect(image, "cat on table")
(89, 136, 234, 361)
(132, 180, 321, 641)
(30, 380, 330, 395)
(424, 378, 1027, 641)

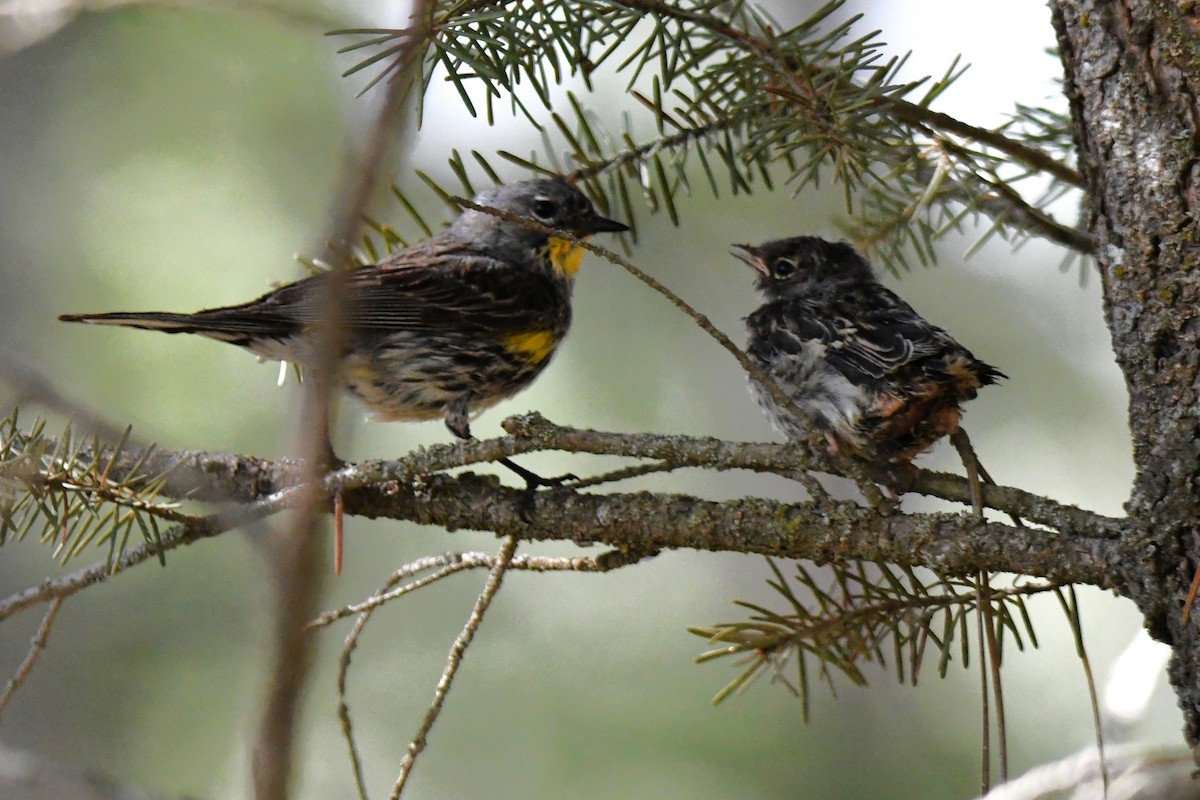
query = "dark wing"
(820, 284, 956, 383)
(751, 283, 1002, 389)
(190, 240, 564, 338)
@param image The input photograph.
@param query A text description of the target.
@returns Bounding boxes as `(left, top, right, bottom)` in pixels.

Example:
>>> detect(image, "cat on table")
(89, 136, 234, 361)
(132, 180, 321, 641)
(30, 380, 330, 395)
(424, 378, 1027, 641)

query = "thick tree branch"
(350, 473, 1116, 586)
(0, 421, 1126, 630)
(12, 413, 1121, 538)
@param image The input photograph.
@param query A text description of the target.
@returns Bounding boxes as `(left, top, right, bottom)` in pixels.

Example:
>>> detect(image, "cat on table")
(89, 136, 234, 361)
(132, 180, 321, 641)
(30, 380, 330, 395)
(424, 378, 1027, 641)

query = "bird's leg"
(309, 394, 347, 574)
(883, 460, 920, 496)
(315, 417, 345, 471)
(949, 428, 984, 520)
(444, 399, 576, 490)
(949, 427, 1023, 528)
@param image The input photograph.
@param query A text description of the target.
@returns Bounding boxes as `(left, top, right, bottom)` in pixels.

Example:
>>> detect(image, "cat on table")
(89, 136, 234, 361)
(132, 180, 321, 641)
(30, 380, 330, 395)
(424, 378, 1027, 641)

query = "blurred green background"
(0, 1, 1174, 798)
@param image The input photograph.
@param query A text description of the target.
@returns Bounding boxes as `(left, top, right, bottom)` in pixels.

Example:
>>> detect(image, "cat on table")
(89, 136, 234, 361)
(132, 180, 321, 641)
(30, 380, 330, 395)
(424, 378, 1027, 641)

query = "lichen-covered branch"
(0, 423, 1126, 629)
(16, 412, 1121, 539)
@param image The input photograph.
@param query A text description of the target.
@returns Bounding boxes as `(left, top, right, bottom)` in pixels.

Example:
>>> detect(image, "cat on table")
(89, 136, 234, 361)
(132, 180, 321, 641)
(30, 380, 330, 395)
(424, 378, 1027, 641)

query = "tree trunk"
(1053, 0, 1200, 744)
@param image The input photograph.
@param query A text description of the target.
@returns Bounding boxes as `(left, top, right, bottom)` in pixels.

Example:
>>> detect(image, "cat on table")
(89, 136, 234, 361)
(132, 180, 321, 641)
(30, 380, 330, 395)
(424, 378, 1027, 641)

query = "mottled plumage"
(735, 236, 1003, 468)
(61, 179, 628, 441)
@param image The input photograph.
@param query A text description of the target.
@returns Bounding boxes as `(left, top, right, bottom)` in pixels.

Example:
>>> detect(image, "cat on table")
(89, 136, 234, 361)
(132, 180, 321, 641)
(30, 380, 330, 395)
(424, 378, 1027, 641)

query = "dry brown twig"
(251, 3, 432, 797)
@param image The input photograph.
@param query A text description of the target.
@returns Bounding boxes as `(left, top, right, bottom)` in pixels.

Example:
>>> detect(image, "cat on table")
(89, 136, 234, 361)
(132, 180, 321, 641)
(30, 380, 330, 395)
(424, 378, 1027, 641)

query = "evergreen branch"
(605, 0, 1083, 186)
(1057, 586, 1109, 790)
(333, 474, 1117, 585)
(882, 102, 1083, 188)
(565, 107, 760, 183)
(938, 168, 1094, 254)
(844, 139, 1092, 268)
(921, 136, 1092, 253)
(693, 565, 1061, 708)
(500, 415, 1117, 535)
(0, 412, 183, 565)
(701, 577, 1059, 658)
(344, 1, 1085, 263)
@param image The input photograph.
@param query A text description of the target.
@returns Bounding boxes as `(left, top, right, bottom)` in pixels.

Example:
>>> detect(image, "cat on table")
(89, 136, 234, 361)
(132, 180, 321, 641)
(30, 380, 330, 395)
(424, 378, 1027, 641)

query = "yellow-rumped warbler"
(61, 179, 628, 469)
(734, 236, 1003, 475)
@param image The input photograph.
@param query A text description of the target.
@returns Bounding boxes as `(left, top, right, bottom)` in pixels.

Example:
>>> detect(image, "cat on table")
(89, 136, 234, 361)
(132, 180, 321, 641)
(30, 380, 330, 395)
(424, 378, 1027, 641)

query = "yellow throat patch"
(547, 236, 587, 276)
(499, 330, 558, 364)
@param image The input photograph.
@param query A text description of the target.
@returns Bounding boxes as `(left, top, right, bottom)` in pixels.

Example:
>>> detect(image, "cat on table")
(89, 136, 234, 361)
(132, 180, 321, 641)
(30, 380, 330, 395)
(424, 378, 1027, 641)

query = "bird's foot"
(497, 457, 578, 523)
(499, 456, 578, 491)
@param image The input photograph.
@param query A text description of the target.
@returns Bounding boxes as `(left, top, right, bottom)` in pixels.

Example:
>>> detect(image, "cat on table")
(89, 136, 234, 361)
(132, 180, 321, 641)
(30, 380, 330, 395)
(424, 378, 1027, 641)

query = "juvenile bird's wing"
(753, 284, 1002, 389)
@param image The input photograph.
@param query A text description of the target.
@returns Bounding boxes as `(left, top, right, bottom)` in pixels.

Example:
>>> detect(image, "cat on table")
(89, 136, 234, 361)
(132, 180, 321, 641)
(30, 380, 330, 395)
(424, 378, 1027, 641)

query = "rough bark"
(1053, 0, 1200, 744)
(0, 425, 1126, 626)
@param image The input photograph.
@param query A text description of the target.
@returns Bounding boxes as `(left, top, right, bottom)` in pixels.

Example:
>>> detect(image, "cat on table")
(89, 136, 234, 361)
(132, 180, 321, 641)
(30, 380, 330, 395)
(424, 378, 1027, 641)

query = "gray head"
(732, 236, 876, 300)
(445, 179, 628, 260)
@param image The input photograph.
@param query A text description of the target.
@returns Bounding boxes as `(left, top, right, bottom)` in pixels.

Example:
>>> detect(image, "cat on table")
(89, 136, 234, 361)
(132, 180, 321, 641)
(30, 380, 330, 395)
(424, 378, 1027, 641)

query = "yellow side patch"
(547, 236, 587, 276)
(499, 330, 558, 364)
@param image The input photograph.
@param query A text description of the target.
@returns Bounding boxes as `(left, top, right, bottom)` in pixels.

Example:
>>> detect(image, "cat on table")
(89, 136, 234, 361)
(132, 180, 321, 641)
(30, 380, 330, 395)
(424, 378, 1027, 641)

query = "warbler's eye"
(771, 258, 799, 279)
(531, 198, 558, 220)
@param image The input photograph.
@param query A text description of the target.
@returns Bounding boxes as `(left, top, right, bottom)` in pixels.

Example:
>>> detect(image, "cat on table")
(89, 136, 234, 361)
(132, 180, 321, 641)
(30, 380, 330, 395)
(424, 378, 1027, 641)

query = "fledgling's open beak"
(731, 243, 769, 276)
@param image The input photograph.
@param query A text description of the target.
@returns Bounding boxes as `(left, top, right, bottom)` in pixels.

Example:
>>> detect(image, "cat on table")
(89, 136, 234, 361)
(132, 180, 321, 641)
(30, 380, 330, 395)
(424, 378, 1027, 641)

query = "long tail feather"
(58, 310, 289, 346)
(58, 312, 206, 333)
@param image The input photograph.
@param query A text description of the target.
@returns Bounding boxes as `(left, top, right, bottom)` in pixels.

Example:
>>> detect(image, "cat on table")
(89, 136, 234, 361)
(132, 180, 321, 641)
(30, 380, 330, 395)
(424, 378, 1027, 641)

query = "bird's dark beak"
(731, 244, 769, 276)
(574, 212, 630, 235)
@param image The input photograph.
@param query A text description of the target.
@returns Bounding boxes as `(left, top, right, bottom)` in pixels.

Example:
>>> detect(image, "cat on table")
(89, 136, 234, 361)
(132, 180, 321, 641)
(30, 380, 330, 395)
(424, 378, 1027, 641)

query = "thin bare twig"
(567, 459, 679, 488)
(333, 556, 492, 800)
(314, 549, 644, 630)
(0, 597, 64, 720)
(389, 535, 520, 799)
(328, 546, 646, 798)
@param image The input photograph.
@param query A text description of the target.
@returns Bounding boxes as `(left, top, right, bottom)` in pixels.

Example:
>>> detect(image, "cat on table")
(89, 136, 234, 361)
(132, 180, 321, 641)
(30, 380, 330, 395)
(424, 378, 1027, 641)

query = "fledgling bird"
(60, 179, 629, 455)
(734, 236, 1003, 481)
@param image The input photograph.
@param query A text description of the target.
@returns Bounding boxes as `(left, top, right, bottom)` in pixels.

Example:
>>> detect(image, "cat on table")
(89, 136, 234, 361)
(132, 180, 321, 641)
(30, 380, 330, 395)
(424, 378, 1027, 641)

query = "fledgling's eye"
(531, 198, 558, 220)
(771, 258, 799, 279)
